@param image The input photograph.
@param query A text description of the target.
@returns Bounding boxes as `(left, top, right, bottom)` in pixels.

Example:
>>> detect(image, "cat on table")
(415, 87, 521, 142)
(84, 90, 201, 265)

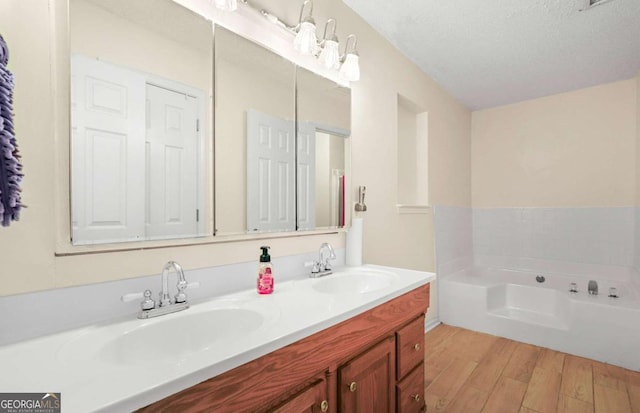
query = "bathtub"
(439, 266, 640, 370)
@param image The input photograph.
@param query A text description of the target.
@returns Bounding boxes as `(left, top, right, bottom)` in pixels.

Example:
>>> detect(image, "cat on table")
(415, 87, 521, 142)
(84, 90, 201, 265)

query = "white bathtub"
(440, 267, 640, 370)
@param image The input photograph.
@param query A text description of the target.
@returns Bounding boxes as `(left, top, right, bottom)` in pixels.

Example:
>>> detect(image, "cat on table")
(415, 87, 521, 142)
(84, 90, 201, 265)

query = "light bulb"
(294, 21, 318, 55)
(339, 53, 360, 82)
(214, 0, 237, 11)
(318, 39, 340, 70)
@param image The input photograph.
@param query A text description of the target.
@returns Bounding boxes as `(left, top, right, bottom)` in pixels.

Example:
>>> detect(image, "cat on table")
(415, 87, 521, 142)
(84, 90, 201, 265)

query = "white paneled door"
(71, 56, 202, 244)
(71, 55, 146, 244)
(296, 121, 316, 230)
(246, 110, 296, 232)
(145, 84, 200, 240)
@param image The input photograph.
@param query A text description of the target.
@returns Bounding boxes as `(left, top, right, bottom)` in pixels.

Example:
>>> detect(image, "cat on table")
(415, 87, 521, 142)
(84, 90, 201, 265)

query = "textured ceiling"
(342, 0, 640, 110)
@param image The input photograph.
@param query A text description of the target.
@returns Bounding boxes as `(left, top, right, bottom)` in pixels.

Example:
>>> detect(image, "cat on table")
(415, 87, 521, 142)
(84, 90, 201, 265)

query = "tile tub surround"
(0, 249, 344, 346)
(0, 265, 434, 413)
(473, 207, 635, 269)
(434, 206, 638, 279)
(433, 206, 473, 277)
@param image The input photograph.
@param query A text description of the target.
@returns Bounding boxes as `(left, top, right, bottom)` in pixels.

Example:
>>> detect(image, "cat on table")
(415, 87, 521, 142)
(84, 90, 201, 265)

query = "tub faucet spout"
(588, 280, 598, 295)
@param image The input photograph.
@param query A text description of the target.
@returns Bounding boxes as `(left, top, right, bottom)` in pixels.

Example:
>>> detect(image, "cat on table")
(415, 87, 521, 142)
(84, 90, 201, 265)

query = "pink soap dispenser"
(257, 246, 274, 295)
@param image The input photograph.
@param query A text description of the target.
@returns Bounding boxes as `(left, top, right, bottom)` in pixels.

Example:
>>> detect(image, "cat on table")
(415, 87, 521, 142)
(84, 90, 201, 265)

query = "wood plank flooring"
(424, 324, 640, 413)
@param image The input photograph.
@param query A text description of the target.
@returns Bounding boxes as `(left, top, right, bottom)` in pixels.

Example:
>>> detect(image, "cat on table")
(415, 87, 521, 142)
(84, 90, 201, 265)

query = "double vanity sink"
(0, 265, 433, 412)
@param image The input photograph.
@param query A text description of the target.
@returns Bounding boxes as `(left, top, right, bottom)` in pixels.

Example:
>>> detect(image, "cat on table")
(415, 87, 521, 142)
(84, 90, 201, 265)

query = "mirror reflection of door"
(71, 56, 204, 244)
(297, 122, 316, 230)
(71, 56, 146, 244)
(246, 110, 296, 233)
(145, 84, 200, 240)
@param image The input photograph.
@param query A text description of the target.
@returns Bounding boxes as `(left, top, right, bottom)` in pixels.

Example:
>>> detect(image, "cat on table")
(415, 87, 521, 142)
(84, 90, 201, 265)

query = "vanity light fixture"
(293, 0, 318, 55)
(214, 0, 238, 12)
(318, 19, 340, 70)
(246, 0, 362, 82)
(339, 34, 360, 82)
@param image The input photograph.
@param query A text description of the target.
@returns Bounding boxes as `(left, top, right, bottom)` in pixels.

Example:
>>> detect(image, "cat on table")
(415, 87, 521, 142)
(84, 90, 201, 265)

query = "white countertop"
(0, 265, 434, 412)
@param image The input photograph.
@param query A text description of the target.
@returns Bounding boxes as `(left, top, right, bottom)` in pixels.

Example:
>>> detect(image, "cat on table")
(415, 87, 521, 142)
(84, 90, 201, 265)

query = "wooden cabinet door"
(339, 336, 396, 413)
(271, 379, 329, 413)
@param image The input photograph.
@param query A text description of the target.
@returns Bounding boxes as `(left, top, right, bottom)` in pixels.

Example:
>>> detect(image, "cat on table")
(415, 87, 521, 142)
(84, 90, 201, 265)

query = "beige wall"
(397, 97, 418, 205)
(472, 79, 637, 208)
(345, 9, 471, 273)
(0, 0, 471, 297)
(637, 72, 640, 206)
(0, 0, 56, 295)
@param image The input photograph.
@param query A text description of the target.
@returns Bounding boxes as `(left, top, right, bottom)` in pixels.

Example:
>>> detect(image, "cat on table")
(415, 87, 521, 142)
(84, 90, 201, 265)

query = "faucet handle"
(174, 282, 200, 304)
(304, 260, 321, 273)
(121, 289, 155, 311)
(121, 291, 144, 302)
(186, 281, 200, 289)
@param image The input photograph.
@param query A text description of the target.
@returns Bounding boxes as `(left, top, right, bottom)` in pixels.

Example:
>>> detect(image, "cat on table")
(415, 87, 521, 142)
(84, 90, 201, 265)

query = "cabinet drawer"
(270, 378, 328, 413)
(396, 315, 425, 380)
(396, 363, 425, 413)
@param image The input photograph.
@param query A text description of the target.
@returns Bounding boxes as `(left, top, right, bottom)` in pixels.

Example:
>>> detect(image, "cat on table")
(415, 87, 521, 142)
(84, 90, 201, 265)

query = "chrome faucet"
(588, 280, 598, 295)
(160, 261, 188, 307)
(122, 261, 199, 319)
(308, 242, 337, 278)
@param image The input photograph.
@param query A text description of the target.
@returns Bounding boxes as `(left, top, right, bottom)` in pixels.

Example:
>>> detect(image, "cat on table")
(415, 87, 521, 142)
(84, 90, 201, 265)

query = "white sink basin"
(59, 307, 265, 365)
(312, 270, 396, 295)
(103, 308, 262, 364)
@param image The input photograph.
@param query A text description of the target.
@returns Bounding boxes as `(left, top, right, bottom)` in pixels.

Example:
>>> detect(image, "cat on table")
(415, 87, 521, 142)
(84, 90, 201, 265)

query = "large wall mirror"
(214, 26, 351, 236)
(69, 0, 213, 245)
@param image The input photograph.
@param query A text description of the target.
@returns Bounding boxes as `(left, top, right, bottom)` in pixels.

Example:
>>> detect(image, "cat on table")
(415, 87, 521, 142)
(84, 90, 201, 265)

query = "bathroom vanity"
(0, 265, 433, 413)
(140, 281, 429, 413)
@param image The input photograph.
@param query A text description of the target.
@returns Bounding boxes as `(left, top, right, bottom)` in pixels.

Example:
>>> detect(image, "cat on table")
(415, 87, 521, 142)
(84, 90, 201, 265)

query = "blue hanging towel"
(0, 33, 23, 226)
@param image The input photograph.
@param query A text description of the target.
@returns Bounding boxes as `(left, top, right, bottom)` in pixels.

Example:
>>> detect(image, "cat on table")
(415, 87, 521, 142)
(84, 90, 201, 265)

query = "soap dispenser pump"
(257, 246, 274, 295)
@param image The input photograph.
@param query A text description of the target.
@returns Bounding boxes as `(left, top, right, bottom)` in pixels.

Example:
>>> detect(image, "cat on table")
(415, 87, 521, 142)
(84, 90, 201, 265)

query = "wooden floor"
(424, 324, 640, 413)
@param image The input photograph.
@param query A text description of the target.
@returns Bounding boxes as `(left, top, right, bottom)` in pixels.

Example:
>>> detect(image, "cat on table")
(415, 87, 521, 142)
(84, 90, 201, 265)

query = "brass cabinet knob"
(414, 343, 421, 351)
(320, 400, 329, 412)
(412, 394, 421, 402)
(349, 382, 357, 392)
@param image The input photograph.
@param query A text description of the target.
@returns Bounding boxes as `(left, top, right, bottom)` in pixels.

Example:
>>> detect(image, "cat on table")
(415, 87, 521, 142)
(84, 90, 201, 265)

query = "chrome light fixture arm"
(296, 0, 314, 29)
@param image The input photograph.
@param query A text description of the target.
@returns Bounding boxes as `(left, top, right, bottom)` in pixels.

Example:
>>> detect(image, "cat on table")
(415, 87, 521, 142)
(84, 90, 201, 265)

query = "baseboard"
(424, 317, 441, 333)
